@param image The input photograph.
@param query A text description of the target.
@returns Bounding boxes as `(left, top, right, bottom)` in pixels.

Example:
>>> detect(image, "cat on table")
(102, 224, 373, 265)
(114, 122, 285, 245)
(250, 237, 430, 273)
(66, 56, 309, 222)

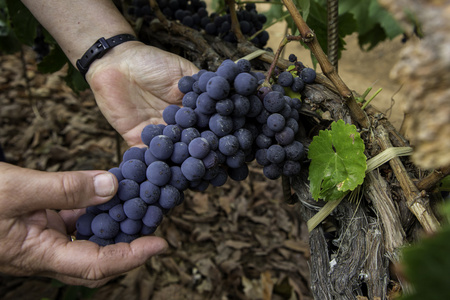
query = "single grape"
(215, 99, 234, 116)
(178, 75, 195, 93)
(255, 148, 270, 166)
(263, 163, 282, 180)
(264, 91, 286, 113)
(109, 203, 127, 222)
(257, 86, 272, 101)
(261, 123, 275, 137)
(200, 130, 219, 150)
(146, 161, 171, 186)
(142, 205, 164, 227)
(209, 167, 228, 186)
(285, 118, 299, 134)
(121, 159, 147, 183)
(198, 71, 217, 92)
(255, 108, 270, 124)
(169, 166, 190, 191)
(275, 127, 295, 146)
(180, 127, 200, 145)
(141, 124, 163, 146)
(291, 77, 305, 93)
(120, 218, 142, 235)
(123, 197, 148, 220)
(122, 147, 146, 163)
(284, 141, 305, 161)
(206, 75, 230, 100)
(231, 94, 250, 117)
(278, 71, 294, 87)
(226, 149, 246, 168)
(89, 235, 114, 246)
(162, 104, 181, 125)
(271, 84, 285, 95)
(91, 213, 120, 239)
(300, 67, 316, 83)
(233, 128, 253, 150)
(150, 135, 174, 160)
(228, 164, 249, 181)
(288, 54, 297, 62)
(236, 59, 251, 73)
(209, 113, 233, 137)
(108, 167, 124, 182)
(181, 156, 206, 181)
(247, 95, 263, 118)
(196, 92, 217, 114)
(216, 60, 239, 83)
(194, 109, 211, 128)
(291, 97, 302, 110)
(255, 133, 272, 149)
(76, 213, 95, 236)
(115, 232, 139, 244)
(95, 195, 120, 212)
(234, 73, 258, 96)
(171, 141, 190, 164)
(141, 225, 157, 236)
(140, 180, 161, 204)
(175, 107, 197, 128)
(280, 103, 292, 119)
(267, 113, 286, 132)
(267, 144, 286, 164)
(163, 124, 182, 143)
(202, 150, 219, 169)
(218, 134, 239, 156)
(182, 91, 199, 109)
(117, 179, 140, 201)
(144, 148, 158, 166)
(189, 137, 211, 159)
(159, 185, 181, 209)
(283, 160, 301, 176)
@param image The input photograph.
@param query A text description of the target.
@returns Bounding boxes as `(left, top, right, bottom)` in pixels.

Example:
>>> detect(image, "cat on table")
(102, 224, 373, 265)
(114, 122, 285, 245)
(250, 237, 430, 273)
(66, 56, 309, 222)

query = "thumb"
(0, 163, 118, 213)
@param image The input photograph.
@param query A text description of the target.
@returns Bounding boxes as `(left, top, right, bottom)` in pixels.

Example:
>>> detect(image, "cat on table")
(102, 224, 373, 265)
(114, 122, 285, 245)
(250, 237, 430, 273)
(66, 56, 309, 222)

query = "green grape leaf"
(37, 45, 67, 74)
(5, 0, 37, 46)
(308, 120, 367, 201)
(439, 175, 450, 192)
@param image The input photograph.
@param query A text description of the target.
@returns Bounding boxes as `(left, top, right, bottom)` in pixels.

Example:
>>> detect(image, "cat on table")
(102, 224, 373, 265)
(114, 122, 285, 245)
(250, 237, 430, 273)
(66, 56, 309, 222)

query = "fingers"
(44, 236, 168, 283)
(0, 163, 117, 214)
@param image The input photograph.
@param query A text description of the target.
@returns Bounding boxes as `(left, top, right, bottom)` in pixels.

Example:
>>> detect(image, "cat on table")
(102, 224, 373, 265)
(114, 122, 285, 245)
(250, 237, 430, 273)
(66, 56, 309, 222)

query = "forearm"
(21, 0, 135, 66)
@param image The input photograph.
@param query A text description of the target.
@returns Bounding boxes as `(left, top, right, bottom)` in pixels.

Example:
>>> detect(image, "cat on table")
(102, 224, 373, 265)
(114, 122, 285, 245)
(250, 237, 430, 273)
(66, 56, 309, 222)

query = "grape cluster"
(76, 58, 311, 245)
(128, 0, 270, 48)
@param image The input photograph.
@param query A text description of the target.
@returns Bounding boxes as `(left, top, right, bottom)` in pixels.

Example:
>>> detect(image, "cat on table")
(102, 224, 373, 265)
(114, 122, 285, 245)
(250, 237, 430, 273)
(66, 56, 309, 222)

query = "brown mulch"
(0, 48, 313, 300)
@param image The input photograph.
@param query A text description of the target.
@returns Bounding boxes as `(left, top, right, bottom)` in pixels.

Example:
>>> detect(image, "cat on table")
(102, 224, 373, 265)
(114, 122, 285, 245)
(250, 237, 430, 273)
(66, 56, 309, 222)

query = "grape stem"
(281, 0, 370, 128)
(263, 35, 302, 87)
(361, 88, 382, 110)
(225, 0, 246, 43)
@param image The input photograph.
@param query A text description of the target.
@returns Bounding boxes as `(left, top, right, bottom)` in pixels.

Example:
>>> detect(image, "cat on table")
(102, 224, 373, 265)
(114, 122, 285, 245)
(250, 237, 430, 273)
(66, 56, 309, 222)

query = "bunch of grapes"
(76, 58, 313, 245)
(128, 0, 270, 48)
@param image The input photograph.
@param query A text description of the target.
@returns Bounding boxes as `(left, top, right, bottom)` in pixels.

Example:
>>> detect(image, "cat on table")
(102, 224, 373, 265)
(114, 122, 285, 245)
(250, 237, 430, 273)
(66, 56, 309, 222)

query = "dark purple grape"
(209, 113, 233, 137)
(233, 128, 253, 150)
(278, 71, 294, 87)
(144, 148, 158, 166)
(215, 99, 234, 116)
(163, 104, 180, 125)
(280, 103, 292, 119)
(95, 195, 120, 211)
(182, 15, 194, 27)
(291, 97, 302, 110)
(141, 225, 157, 235)
(271, 84, 285, 95)
(288, 54, 297, 62)
(209, 167, 228, 186)
(206, 76, 230, 100)
(205, 22, 217, 35)
(267, 113, 286, 132)
(108, 167, 124, 182)
(291, 77, 305, 92)
(194, 109, 211, 128)
(216, 60, 239, 82)
(150, 135, 174, 160)
(218, 134, 239, 156)
(226, 150, 246, 168)
(262, 123, 275, 137)
(228, 164, 249, 181)
(231, 94, 250, 117)
(189, 137, 211, 159)
(181, 157, 206, 181)
(91, 213, 120, 239)
(142, 205, 163, 227)
(89, 235, 114, 246)
(300, 67, 316, 83)
(200, 130, 219, 150)
(202, 150, 220, 169)
(159, 185, 181, 209)
(76, 213, 95, 236)
(140, 180, 161, 204)
(146, 161, 171, 186)
(121, 159, 147, 183)
(284, 141, 304, 161)
(275, 127, 295, 146)
(175, 107, 197, 128)
(267, 144, 286, 164)
(237, 59, 251, 73)
(264, 91, 286, 113)
(255, 148, 270, 166)
(122, 147, 146, 163)
(123, 197, 147, 220)
(247, 95, 263, 117)
(182, 91, 199, 109)
(114, 232, 139, 244)
(234, 73, 258, 96)
(255, 133, 272, 149)
(171, 141, 190, 164)
(257, 85, 272, 101)
(178, 76, 195, 93)
(285, 118, 299, 134)
(169, 166, 189, 191)
(120, 218, 142, 235)
(141, 124, 163, 146)
(118, 179, 140, 201)
(196, 92, 217, 114)
(163, 124, 182, 142)
(263, 163, 282, 180)
(198, 71, 217, 92)
(180, 127, 200, 145)
(109, 203, 126, 222)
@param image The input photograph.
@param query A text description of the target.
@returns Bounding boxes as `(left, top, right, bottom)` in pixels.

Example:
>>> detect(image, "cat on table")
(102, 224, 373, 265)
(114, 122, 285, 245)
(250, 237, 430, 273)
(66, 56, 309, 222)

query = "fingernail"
(93, 173, 115, 197)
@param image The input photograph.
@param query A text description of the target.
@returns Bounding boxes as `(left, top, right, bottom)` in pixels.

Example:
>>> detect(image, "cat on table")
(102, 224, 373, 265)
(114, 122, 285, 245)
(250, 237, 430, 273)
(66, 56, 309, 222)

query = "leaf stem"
(361, 88, 382, 110)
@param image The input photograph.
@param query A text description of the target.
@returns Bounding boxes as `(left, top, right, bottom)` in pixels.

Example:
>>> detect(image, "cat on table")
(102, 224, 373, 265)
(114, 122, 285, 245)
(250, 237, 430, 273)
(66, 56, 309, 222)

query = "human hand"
(86, 42, 199, 147)
(0, 163, 168, 287)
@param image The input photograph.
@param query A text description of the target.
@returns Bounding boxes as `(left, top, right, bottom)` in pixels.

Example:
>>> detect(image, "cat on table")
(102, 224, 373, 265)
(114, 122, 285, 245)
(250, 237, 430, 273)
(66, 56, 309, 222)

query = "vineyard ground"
(0, 32, 407, 299)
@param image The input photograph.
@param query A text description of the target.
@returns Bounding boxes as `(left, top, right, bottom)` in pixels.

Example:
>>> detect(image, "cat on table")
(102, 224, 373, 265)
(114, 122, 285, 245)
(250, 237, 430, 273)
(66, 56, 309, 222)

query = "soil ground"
(0, 24, 407, 300)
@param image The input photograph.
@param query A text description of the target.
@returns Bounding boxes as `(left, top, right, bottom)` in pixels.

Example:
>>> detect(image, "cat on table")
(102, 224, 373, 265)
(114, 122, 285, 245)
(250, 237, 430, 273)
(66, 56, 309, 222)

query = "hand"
(86, 42, 199, 147)
(0, 163, 168, 287)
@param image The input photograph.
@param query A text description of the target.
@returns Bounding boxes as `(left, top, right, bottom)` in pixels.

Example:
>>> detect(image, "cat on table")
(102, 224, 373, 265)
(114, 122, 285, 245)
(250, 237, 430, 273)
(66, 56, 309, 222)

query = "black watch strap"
(76, 34, 137, 79)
